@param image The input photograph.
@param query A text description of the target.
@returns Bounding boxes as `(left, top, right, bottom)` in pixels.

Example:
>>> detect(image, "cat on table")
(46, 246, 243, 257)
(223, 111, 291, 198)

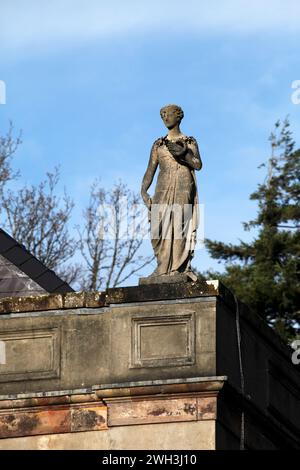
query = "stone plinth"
(0, 280, 299, 449)
(139, 271, 197, 285)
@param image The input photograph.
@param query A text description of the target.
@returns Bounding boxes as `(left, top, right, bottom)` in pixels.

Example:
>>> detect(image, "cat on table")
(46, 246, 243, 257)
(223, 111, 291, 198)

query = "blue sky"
(1, 0, 300, 281)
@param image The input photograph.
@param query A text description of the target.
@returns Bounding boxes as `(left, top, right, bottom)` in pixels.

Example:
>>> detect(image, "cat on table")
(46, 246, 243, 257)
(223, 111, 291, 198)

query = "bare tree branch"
(78, 180, 154, 290)
(0, 122, 21, 194)
(1, 167, 78, 284)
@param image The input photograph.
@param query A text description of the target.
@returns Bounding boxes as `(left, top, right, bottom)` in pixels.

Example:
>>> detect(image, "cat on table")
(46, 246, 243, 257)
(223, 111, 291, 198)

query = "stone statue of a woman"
(140, 104, 202, 283)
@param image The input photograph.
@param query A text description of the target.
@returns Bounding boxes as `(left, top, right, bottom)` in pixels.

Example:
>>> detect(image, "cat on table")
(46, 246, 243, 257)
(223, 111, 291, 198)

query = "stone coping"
(0, 376, 227, 405)
(0, 280, 219, 314)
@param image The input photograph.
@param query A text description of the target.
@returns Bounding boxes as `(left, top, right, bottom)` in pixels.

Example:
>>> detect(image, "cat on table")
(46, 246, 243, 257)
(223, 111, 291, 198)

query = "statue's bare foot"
(185, 270, 198, 282)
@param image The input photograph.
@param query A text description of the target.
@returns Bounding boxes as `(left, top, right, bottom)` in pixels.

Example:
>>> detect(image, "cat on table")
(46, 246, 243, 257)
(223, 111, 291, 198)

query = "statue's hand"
(141, 191, 152, 210)
(145, 197, 152, 210)
(166, 140, 187, 160)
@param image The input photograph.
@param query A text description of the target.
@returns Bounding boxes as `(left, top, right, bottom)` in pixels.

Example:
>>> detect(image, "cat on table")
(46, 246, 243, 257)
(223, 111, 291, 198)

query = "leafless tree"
(57, 262, 83, 287)
(77, 180, 154, 290)
(0, 122, 21, 193)
(1, 167, 79, 284)
(1, 123, 154, 290)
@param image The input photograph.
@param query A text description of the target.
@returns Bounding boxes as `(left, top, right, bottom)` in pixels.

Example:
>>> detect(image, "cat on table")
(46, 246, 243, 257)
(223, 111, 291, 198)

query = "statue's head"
(160, 104, 184, 129)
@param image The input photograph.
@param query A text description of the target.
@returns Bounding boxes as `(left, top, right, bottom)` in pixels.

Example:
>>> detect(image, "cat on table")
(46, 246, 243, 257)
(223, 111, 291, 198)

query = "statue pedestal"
(139, 271, 198, 285)
(0, 280, 299, 449)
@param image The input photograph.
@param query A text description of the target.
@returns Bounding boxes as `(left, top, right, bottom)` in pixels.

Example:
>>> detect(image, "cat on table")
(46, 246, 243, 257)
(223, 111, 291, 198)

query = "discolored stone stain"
(19, 414, 40, 433)
(197, 398, 216, 420)
(71, 408, 105, 432)
(184, 403, 197, 415)
(199, 403, 214, 414)
(147, 407, 171, 417)
(0, 413, 40, 437)
(2, 414, 15, 424)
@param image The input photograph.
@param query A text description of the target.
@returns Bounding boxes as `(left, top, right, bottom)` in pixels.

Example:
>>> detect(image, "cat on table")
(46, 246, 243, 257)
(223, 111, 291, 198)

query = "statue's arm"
(141, 142, 159, 209)
(184, 138, 202, 171)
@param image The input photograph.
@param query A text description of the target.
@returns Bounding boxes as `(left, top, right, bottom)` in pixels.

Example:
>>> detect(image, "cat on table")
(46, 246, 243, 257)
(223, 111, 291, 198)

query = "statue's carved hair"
(160, 104, 184, 123)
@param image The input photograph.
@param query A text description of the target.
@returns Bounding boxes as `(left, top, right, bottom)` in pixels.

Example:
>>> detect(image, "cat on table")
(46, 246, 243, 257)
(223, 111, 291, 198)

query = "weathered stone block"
(0, 406, 70, 438)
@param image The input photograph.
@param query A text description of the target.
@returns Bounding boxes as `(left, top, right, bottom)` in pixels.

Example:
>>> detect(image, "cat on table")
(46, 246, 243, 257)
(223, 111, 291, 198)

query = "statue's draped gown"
(149, 136, 200, 275)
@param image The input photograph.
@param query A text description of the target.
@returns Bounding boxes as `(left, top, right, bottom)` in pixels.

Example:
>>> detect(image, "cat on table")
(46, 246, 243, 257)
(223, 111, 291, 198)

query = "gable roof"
(0, 228, 74, 296)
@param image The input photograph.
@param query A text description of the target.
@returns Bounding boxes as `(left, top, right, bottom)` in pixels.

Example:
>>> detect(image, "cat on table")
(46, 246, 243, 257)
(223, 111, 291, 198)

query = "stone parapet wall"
(0, 280, 299, 449)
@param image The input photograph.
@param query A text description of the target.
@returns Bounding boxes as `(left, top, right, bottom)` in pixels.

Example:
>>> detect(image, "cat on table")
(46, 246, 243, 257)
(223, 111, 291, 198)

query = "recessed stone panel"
(131, 312, 195, 368)
(0, 328, 60, 382)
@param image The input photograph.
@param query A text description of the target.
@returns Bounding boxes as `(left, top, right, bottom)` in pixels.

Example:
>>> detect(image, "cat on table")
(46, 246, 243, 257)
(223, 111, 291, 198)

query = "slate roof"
(0, 228, 74, 297)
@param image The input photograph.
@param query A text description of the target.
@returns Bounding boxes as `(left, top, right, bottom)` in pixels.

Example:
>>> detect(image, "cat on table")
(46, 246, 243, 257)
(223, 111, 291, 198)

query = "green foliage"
(203, 119, 300, 343)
